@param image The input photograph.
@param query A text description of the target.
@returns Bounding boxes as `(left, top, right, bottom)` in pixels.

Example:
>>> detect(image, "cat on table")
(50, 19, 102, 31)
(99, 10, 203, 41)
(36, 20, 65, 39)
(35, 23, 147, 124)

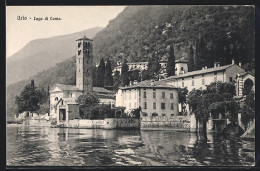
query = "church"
(49, 36, 115, 126)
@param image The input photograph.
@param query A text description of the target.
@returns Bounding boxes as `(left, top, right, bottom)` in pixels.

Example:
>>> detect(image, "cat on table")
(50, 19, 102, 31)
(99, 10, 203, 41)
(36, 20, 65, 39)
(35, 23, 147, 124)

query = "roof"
(237, 71, 255, 77)
(93, 87, 114, 94)
(120, 80, 178, 90)
(164, 64, 234, 80)
(175, 59, 188, 63)
(76, 36, 93, 41)
(50, 84, 81, 92)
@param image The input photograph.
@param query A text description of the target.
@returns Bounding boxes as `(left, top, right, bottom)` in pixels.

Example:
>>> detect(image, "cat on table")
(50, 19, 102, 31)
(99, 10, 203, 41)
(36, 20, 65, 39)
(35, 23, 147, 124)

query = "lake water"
(7, 126, 255, 166)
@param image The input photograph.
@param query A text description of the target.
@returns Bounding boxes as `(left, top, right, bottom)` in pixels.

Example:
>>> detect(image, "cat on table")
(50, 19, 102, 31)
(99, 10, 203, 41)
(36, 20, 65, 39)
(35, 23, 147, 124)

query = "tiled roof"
(164, 64, 234, 80)
(50, 84, 81, 92)
(120, 80, 177, 90)
(93, 87, 114, 94)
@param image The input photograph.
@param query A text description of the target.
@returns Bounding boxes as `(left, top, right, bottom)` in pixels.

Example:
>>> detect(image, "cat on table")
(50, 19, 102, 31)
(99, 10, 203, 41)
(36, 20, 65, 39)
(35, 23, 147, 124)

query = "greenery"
(121, 59, 130, 86)
(104, 58, 114, 87)
(178, 87, 188, 114)
(113, 71, 121, 90)
(166, 45, 175, 76)
(241, 91, 255, 130)
(188, 44, 194, 72)
(97, 58, 105, 87)
(187, 82, 239, 133)
(93, 6, 254, 74)
(147, 53, 161, 80)
(15, 80, 49, 115)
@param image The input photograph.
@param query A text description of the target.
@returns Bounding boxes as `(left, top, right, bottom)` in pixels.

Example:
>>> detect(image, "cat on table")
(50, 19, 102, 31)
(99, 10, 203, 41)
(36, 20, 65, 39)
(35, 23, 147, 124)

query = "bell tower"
(76, 36, 93, 93)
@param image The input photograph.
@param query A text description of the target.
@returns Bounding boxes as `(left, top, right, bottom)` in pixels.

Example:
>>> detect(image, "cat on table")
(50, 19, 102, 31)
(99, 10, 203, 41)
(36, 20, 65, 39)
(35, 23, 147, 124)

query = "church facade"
(49, 36, 115, 126)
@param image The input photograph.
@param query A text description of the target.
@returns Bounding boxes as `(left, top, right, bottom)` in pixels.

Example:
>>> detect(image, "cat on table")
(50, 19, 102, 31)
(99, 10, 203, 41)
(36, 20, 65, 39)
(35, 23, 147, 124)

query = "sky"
(6, 6, 126, 57)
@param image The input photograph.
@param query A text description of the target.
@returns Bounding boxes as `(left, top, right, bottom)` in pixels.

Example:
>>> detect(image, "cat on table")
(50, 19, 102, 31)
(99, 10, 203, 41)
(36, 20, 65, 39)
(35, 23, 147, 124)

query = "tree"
(188, 44, 194, 72)
(147, 53, 161, 80)
(113, 71, 121, 90)
(166, 44, 175, 76)
(121, 59, 129, 86)
(241, 91, 255, 130)
(97, 58, 105, 87)
(15, 80, 43, 114)
(104, 58, 114, 87)
(187, 82, 239, 133)
(76, 93, 100, 119)
(178, 87, 188, 114)
(194, 40, 201, 71)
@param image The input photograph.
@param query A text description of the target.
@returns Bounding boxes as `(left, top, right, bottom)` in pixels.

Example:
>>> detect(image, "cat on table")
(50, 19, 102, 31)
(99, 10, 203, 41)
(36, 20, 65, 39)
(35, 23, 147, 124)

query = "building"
(113, 59, 188, 76)
(49, 36, 115, 126)
(163, 59, 255, 97)
(115, 80, 179, 118)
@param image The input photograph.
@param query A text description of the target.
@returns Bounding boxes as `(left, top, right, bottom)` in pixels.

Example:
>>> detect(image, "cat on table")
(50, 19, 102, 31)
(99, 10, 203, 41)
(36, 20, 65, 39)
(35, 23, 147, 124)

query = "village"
(13, 36, 255, 137)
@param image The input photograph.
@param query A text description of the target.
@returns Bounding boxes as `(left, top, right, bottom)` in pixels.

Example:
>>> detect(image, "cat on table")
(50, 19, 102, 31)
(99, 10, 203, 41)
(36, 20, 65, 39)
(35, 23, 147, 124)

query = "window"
(229, 77, 233, 82)
(182, 82, 184, 87)
(181, 67, 184, 71)
(171, 103, 174, 110)
(170, 93, 174, 99)
(153, 92, 156, 98)
(192, 76, 194, 79)
(78, 42, 81, 48)
(55, 97, 58, 101)
(162, 114, 166, 117)
(70, 93, 73, 98)
(144, 102, 147, 109)
(214, 72, 217, 75)
(143, 91, 146, 98)
(153, 88, 156, 91)
(153, 102, 156, 109)
(202, 74, 204, 77)
(192, 80, 194, 86)
(182, 78, 184, 80)
(161, 103, 165, 109)
(162, 92, 165, 99)
(202, 78, 205, 85)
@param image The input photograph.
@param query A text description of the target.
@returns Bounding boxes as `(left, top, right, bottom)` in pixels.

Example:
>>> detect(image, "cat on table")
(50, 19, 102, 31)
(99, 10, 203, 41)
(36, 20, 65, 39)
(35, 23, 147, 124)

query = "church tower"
(76, 36, 93, 93)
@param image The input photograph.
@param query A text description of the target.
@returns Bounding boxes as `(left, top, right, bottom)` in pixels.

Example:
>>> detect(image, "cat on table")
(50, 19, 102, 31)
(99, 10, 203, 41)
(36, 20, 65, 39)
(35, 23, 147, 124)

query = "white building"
(115, 80, 179, 118)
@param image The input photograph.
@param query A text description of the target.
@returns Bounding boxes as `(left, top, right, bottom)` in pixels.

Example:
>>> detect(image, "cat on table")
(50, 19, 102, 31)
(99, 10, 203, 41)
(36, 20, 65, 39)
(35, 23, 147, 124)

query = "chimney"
(129, 81, 132, 86)
(205, 66, 207, 69)
(214, 62, 217, 68)
(217, 62, 220, 67)
(232, 59, 235, 65)
(202, 67, 204, 70)
(133, 80, 138, 84)
(239, 62, 242, 67)
(182, 70, 185, 74)
(150, 79, 155, 86)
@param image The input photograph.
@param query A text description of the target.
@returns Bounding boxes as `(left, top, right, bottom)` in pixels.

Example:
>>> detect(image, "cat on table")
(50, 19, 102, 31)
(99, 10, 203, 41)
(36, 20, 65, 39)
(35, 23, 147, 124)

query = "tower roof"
(76, 36, 93, 41)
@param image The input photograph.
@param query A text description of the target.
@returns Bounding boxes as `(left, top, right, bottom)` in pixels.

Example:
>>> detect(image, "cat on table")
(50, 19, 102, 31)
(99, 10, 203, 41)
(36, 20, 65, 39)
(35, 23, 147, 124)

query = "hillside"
(93, 6, 254, 71)
(7, 5, 255, 117)
(6, 27, 103, 86)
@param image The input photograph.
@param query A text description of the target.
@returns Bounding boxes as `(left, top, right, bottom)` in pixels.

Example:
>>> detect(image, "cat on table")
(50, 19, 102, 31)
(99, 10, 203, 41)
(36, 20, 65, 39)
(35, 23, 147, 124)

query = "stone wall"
(141, 116, 190, 131)
(68, 118, 140, 129)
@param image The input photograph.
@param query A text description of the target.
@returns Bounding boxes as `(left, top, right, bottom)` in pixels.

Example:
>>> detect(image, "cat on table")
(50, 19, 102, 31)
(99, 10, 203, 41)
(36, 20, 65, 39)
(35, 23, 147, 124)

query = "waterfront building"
(115, 80, 179, 118)
(163, 59, 255, 98)
(49, 36, 115, 125)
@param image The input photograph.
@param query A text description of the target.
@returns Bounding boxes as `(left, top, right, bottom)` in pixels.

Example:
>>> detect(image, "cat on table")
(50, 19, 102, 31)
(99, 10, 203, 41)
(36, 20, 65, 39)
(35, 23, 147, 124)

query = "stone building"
(49, 36, 115, 126)
(115, 80, 179, 118)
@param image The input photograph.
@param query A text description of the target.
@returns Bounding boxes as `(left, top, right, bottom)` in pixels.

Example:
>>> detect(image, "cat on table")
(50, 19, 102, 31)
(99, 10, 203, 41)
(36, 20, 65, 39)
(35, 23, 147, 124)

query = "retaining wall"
(68, 118, 140, 129)
(141, 116, 190, 131)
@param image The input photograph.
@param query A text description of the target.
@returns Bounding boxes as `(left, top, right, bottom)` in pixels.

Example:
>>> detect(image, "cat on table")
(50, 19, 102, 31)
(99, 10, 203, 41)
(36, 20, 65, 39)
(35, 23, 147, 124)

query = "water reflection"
(7, 126, 254, 166)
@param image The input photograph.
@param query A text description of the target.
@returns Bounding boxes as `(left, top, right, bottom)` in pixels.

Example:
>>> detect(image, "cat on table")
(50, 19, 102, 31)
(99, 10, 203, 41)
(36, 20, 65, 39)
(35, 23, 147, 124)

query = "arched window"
(78, 50, 81, 55)
(244, 79, 254, 95)
(152, 112, 158, 117)
(55, 97, 58, 101)
(78, 42, 81, 48)
(142, 112, 148, 117)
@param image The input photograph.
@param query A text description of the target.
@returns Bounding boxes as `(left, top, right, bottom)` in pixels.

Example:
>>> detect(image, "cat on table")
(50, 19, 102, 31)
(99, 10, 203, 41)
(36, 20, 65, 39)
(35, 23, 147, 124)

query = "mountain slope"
(7, 27, 103, 86)
(93, 5, 254, 71)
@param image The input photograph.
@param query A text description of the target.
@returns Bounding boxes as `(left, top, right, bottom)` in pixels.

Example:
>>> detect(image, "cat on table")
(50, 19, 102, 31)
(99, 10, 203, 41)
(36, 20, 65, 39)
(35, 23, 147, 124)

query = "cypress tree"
(188, 44, 194, 72)
(97, 58, 105, 87)
(148, 53, 161, 79)
(121, 59, 129, 86)
(166, 45, 175, 77)
(104, 58, 114, 87)
(194, 40, 201, 70)
(113, 71, 121, 90)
